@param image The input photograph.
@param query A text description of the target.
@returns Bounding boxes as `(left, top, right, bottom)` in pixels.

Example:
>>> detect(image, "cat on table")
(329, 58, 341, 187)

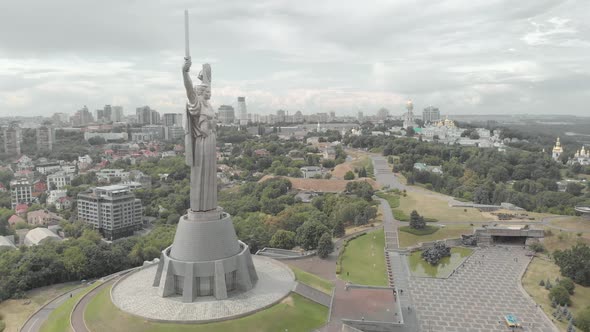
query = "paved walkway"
(21, 286, 85, 332)
(410, 246, 557, 332)
(293, 282, 332, 307)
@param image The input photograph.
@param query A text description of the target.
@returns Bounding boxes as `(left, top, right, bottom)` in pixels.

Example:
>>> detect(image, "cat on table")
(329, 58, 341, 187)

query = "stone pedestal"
(153, 208, 258, 302)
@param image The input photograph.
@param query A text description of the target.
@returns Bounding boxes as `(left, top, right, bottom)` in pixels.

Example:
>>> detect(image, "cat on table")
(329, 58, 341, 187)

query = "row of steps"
(385, 251, 395, 287)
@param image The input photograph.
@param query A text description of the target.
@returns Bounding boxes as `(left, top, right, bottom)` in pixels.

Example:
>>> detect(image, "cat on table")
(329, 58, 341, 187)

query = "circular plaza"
(111, 255, 295, 322)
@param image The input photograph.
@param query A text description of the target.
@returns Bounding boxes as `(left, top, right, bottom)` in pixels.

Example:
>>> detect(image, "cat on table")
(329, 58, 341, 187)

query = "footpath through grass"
(85, 285, 327, 332)
(339, 229, 388, 286)
(40, 282, 102, 332)
(290, 266, 334, 294)
(522, 256, 590, 332)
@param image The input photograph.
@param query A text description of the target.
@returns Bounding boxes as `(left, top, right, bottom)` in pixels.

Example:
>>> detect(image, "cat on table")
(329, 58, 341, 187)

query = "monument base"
(152, 209, 258, 302)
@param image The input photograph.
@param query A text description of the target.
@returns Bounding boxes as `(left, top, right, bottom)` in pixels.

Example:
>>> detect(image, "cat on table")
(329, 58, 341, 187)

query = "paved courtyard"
(111, 256, 295, 322)
(409, 246, 555, 332)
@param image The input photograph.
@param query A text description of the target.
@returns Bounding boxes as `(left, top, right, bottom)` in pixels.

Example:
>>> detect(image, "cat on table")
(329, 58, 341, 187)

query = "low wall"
(342, 319, 403, 332)
(406, 238, 464, 251)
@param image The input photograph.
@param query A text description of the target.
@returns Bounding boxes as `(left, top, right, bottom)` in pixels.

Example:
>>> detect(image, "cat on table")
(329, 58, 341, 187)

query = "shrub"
(558, 278, 575, 295)
(409, 210, 426, 229)
(317, 232, 334, 259)
(0, 320, 5, 332)
(344, 171, 355, 180)
(399, 225, 439, 236)
(529, 242, 545, 253)
(539, 279, 545, 286)
(549, 285, 572, 306)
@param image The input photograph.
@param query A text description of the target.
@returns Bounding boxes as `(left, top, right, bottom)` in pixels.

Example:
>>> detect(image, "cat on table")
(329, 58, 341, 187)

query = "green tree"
(344, 171, 355, 180)
(333, 220, 345, 238)
(63, 246, 87, 278)
(409, 210, 425, 229)
(554, 244, 590, 286)
(296, 220, 329, 250)
(549, 285, 571, 306)
(565, 182, 584, 196)
(317, 232, 334, 259)
(269, 230, 296, 249)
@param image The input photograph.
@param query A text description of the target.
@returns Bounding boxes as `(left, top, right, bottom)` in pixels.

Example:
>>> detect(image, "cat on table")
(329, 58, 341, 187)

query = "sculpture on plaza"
(152, 10, 257, 302)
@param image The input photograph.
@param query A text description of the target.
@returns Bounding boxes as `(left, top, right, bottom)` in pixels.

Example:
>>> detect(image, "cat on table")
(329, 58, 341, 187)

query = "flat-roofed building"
(78, 185, 143, 240)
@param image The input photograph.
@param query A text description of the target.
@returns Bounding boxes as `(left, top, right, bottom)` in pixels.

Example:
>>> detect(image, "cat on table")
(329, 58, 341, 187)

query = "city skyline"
(1, 1, 589, 117)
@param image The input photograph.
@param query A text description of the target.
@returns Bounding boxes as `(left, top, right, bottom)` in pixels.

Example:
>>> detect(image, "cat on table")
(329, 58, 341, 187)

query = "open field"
(550, 216, 590, 232)
(397, 191, 490, 222)
(522, 256, 590, 332)
(398, 224, 473, 248)
(339, 229, 388, 286)
(290, 266, 334, 294)
(259, 175, 380, 192)
(85, 286, 327, 332)
(542, 228, 590, 253)
(0, 282, 81, 332)
(40, 282, 101, 332)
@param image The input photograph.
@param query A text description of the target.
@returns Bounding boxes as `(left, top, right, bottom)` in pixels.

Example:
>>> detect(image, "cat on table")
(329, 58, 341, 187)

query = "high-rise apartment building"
(136, 106, 160, 125)
(103, 105, 113, 122)
(77, 185, 143, 240)
(36, 125, 55, 151)
(163, 113, 183, 127)
(71, 106, 94, 126)
(423, 106, 441, 123)
(276, 110, 286, 123)
(10, 179, 33, 209)
(237, 97, 248, 125)
(217, 105, 235, 125)
(2, 124, 22, 155)
(112, 106, 124, 122)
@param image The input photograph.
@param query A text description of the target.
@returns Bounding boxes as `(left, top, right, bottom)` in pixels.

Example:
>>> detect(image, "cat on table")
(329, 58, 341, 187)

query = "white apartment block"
(10, 179, 33, 208)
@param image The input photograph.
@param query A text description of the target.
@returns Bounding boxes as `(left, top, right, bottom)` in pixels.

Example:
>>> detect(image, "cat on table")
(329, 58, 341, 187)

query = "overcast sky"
(0, 0, 589, 117)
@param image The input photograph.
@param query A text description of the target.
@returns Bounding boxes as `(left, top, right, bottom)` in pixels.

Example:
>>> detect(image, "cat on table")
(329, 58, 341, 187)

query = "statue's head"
(196, 63, 212, 100)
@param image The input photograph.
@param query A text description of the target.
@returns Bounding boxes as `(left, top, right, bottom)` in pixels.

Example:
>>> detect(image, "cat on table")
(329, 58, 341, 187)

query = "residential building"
(10, 179, 33, 209)
(422, 106, 441, 123)
(2, 124, 22, 155)
(27, 210, 62, 226)
(77, 185, 143, 240)
(71, 106, 94, 126)
(83, 132, 127, 142)
(8, 215, 25, 226)
(276, 110, 286, 123)
(47, 172, 72, 190)
(164, 126, 184, 141)
(136, 106, 160, 125)
(218, 105, 235, 125)
(47, 189, 68, 206)
(300, 166, 322, 178)
(163, 113, 183, 127)
(96, 169, 130, 183)
(141, 125, 165, 140)
(36, 162, 61, 175)
(112, 106, 124, 122)
(36, 125, 55, 151)
(55, 196, 73, 210)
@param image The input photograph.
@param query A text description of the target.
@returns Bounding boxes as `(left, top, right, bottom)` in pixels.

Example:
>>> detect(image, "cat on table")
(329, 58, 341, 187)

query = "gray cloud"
(0, 0, 589, 117)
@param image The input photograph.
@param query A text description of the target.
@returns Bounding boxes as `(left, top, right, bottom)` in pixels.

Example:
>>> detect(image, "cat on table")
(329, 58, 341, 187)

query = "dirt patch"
(280, 295, 295, 307)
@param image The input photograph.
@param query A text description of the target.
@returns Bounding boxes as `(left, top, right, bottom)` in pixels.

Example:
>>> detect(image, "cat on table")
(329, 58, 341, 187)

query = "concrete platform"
(111, 256, 295, 322)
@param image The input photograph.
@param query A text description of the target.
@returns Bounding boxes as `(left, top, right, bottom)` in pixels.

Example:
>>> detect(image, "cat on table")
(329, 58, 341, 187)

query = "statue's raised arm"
(183, 57, 196, 104)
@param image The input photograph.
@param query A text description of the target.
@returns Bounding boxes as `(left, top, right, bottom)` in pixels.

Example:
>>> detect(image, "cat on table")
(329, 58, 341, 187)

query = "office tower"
(237, 97, 248, 125)
(2, 124, 22, 155)
(112, 106, 124, 122)
(217, 105, 235, 125)
(423, 106, 441, 123)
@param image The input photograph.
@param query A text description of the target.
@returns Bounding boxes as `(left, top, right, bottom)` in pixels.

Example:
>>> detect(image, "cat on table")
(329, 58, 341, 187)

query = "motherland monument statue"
(152, 10, 258, 302)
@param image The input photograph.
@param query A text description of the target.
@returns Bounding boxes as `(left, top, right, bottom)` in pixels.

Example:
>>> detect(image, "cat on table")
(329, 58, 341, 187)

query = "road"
(21, 287, 85, 332)
(71, 278, 118, 332)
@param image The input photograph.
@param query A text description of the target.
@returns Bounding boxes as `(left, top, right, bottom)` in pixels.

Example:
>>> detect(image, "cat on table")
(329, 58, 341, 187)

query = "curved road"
(21, 287, 85, 332)
(71, 277, 120, 332)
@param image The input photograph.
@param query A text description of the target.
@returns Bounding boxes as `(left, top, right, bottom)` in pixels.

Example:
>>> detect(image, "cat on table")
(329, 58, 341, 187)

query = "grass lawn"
(522, 256, 590, 332)
(376, 192, 400, 208)
(290, 266, 334, 294)
(0, 282, 81, 332)
(85, 286, 327, 332)
(409, 247, 473, 278)
(398, 224, 473, 248)
(398, 191, 490, 222)
(339, 229, 388, 286)
(40, 282, 102, 332)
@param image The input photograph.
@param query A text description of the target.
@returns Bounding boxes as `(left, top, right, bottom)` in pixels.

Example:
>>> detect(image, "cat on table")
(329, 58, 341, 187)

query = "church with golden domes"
(552, 137, 563, 161)
(571, 145, 590, 166)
